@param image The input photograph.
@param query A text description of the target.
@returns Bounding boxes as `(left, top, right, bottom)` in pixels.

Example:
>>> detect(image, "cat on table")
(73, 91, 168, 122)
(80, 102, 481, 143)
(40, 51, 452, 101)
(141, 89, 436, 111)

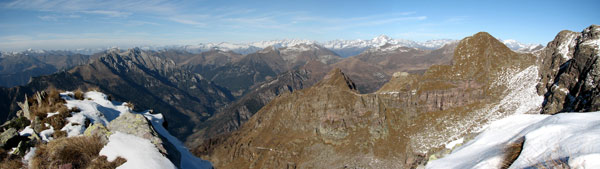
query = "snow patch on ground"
(144, 112, 213, 169)
(411, 66, 544, 153)
(558, 33, 578, 60)
(444, 138, 464, 149)
(99, 132, 176, 169)
(18, 126, 34, 137)
(427, 112, 600, 169)
(61, 91, 130, 137)
(46, 112, 59, 118)
(39, 126, 54, 142)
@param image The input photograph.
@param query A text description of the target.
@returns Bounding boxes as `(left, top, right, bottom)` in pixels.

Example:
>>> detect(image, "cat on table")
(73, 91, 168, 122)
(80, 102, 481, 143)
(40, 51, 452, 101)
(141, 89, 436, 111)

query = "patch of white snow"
(99, 132, 176, 169)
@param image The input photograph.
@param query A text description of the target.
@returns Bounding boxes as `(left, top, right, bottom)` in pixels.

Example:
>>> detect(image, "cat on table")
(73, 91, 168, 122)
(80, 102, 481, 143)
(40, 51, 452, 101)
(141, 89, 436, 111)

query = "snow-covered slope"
(19, 91, 212, 169)
(427, 112, 600, 169)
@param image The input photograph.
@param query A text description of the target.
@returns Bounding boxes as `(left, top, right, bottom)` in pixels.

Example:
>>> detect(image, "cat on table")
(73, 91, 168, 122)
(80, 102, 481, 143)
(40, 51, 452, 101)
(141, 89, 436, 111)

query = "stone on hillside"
(17, 95, 32, 120)
(84, 123, 111, 144)
(107, 112, 167, 155)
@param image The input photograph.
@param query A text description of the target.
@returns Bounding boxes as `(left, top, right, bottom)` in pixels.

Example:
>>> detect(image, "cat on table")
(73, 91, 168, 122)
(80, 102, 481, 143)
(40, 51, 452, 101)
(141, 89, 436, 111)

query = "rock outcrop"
(538, 25, 600, 114)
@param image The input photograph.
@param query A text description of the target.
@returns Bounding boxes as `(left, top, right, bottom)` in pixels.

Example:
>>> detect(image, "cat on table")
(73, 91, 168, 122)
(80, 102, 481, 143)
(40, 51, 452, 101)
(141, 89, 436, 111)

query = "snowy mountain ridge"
(2, 36, 540, 57)
(501, 39, 544, 53)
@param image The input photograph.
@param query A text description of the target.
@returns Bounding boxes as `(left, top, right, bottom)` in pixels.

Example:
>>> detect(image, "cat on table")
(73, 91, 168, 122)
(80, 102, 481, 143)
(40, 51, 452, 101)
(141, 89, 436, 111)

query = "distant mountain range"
(1, 35, 542, 57)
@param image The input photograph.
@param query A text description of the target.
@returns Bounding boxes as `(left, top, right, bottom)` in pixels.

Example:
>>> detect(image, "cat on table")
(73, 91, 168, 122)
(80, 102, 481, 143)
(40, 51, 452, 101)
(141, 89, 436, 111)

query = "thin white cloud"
(1, 0, 178, 14)
(82, 10, 131, 17)
(38, 14, 81, 21)
(169, 18, 207, 27)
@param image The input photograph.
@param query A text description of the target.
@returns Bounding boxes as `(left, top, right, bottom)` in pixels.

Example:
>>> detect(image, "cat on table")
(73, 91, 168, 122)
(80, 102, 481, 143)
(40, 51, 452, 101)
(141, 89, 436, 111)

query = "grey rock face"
(107, 112, 166, 154)
(0, 128, 18, 148)
(538, 25, 600, 114)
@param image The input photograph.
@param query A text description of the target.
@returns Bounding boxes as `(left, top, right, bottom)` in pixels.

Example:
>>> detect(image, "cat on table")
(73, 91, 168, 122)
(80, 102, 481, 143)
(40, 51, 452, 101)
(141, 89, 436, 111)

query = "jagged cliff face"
(188, 69, 313, 148)
(201, 32, 541, 168)
(538, 25, 600, 114)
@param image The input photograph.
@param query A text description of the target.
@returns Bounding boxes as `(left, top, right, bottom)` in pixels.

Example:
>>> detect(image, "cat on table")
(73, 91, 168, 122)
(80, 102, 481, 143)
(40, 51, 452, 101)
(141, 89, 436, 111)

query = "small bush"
(53, 130, 67, 139)
(46, 89, 65, 106)
(31, 100, 69, 120)
(87, 155, 127, 169)
(31, 135, 105, 169)
(74, 89, 85, 100)
(42, 106, 71, 131)
(125, 102, 134, 110)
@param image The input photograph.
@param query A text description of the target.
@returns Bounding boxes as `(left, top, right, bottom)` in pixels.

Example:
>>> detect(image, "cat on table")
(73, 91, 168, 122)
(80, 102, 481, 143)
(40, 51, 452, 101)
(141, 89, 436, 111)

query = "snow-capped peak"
(501, 39, 544, 52)
(372, 35, 392, 45)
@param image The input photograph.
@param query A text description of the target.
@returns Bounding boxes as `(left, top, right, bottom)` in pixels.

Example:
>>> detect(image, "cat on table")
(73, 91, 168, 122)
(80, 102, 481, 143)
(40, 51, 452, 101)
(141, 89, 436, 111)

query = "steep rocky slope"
(0, 48, 234, 144)
(538, 25, 600, 114)
(200, 31, 540, 168)
(188, 69, 314, 148)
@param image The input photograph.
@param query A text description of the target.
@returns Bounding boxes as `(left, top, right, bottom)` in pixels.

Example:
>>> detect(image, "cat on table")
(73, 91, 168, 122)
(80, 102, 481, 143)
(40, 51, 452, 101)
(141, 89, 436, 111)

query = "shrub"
(87, 155, 127, 169)
(125, 102, 134, 110)
(74, 89, 85, 100)
(30, 98, 68, 121)
(30, 135, 105, 169)
(53, 130, 67, 139)
(46, 88, 65, 106)
(42, 106, 71, 131)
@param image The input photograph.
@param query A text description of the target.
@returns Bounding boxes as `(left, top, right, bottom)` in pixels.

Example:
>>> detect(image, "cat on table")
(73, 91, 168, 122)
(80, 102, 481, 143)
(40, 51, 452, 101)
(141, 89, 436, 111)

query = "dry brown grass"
(74, 89, 85, 100)
(125, 102, 134, 110)
(87, 155, 127, 169)
(42, 106, 80, 132)
(0, 158, 24, 169)
(53, 130, 67, 139)
(527, 156, 571, 169)
(0, 149, 24, 169)
(501, 137, 525, 169)
(28, 88, 68, 120)
(30, 135, 105, 169)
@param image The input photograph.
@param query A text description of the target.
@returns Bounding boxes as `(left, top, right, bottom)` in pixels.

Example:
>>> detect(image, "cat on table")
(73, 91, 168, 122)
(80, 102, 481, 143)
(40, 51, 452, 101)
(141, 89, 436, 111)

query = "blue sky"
(0, 0, 598, 51)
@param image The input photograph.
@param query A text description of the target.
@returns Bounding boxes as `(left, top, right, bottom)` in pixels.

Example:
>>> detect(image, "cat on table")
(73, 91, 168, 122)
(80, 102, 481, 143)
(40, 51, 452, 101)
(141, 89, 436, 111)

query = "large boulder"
(107, 112, 166, 154)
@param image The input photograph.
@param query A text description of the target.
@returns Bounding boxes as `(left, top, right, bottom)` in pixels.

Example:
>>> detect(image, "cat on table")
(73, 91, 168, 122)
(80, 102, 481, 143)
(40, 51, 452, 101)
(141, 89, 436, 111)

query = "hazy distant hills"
(0, 50, 99, 87)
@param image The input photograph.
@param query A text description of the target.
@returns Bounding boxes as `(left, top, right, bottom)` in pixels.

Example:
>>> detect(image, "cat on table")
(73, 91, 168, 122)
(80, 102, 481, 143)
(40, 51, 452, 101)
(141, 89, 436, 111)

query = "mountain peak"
(313, 68, 357, 91)
(372, 35, 392, 45)
(471, 32, 495, 40)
